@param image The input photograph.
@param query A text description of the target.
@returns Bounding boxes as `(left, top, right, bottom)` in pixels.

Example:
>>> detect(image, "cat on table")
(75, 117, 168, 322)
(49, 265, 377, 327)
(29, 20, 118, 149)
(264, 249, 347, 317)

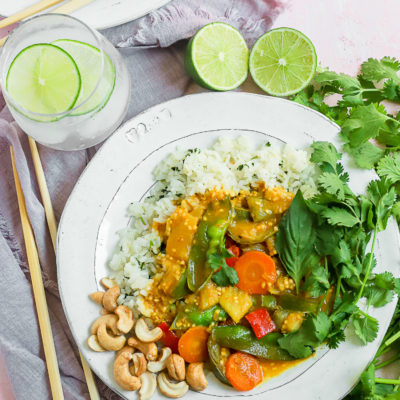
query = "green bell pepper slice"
(208, 335, 231, 386)
(187, 198, 232, 292)
(171, 304, 228, 330)
(212, 325, 294, 360)
(278, 293, 319, 313)
(170, 269, 191, 299)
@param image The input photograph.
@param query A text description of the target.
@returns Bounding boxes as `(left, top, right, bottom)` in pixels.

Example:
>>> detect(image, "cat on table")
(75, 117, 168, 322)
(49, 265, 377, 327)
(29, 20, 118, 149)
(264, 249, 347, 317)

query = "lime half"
(53, 39, 116, 116)
(185, 22, 249, 91)
(6, 43, 81, 119)
(249, 27, 317, 96)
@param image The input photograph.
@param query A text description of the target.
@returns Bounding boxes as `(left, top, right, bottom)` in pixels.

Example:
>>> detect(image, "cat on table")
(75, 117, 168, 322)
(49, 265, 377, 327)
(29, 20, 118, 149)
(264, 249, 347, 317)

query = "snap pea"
(170, 269, 190, 299)
(252, 294, 278, 310)
(212, 325, 294, 360)
(187, 198, 232, 292)
(170, 304, 228, 330)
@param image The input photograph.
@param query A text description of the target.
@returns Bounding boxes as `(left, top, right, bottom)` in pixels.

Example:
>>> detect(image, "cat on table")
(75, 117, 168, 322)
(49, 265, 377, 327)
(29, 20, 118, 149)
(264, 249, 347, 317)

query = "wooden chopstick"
(10, 146, 64, 400)
(0, 0, 65, 29)
(28, 138, 100, 400)
(0, 0, 96, 47)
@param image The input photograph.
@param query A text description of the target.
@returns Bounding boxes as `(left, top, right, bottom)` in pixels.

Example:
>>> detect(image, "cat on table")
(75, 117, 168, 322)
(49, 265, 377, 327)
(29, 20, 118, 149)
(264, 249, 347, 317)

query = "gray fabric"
(0, 1, 282, 399)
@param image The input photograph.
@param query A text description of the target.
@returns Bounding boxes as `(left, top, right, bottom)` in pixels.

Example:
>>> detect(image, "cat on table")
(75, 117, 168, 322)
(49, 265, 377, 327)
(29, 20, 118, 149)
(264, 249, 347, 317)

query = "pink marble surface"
(1, 1, 400, 399)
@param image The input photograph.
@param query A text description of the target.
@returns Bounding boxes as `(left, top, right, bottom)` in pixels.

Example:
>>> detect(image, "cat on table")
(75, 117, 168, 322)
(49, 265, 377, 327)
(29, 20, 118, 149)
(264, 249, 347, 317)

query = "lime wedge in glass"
(249, 27, 317, 96)
(6, 43, 81, 120)
(53, 39, 116, 116)
(185, 22, 249, 91)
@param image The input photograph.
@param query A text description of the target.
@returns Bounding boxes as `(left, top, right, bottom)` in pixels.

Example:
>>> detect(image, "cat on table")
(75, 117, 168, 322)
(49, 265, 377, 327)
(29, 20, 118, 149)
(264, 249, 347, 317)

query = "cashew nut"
(186, 363, 208, 391)
(100, 308, 110, 315)
(147, 347, 172, 373)
(128, 337, 158, 361)
(130, 353, 147, 377)
(115, 305, 134, 333)
(135, 318, 163, 343)
(103, 286, 120, 312)
(87, 335, 106, 352)
(91, 314, 119, 336)
(89, 291, 104, 305)
(97, 319, 126, 351)
(101, 277, 117, 290)
(157, 372, 189, 398)
(114, 347, 141, 391)
(166, 354, 186, 381)
(139, 372, 157, 400)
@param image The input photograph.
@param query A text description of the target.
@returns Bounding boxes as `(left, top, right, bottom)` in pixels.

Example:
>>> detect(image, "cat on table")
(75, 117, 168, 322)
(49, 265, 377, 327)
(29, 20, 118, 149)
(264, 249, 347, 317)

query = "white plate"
(0, 0, 171, 30)
(57, 92, 400, 400)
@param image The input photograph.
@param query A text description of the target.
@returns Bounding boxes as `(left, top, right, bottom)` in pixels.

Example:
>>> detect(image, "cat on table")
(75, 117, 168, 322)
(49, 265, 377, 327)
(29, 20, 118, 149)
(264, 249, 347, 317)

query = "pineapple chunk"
(199, 282, 220, 311)
(219, 286, 252, 323)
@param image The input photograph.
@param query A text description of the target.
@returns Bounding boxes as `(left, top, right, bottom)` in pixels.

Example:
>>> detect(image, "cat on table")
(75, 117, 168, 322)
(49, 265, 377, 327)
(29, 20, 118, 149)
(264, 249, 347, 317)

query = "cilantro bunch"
(292, 57, 400, 171)
(275, 142, 400, 359)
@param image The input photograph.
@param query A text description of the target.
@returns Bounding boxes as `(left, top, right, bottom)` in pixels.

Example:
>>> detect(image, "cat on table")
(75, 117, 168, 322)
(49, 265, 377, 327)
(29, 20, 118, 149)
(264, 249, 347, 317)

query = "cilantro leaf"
(310, 141, 342, 172)
(318, 172, 347, 200)
(321, 207, 360, 227)
(212, 264, 239, 287)
(353, 313, 379, 344)
(275, 191, 316, 292)
(343, 142, 385, 169)
(341, 104, 393, 148)
(361, 57, 400, 84)
(365, 285, 394, 308)
(377, 153, 400, 184)
(302, 264, 330, 297)
(392, 201, 400, 221)
(278, 313, 332, 358)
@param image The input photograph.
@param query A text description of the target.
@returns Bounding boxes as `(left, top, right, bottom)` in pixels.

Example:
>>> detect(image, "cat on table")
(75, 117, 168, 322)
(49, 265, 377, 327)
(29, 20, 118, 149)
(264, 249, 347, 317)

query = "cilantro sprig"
(208, 244, 239, 287)
(292, 57, 400, 175)
(276, 142, 399, 361)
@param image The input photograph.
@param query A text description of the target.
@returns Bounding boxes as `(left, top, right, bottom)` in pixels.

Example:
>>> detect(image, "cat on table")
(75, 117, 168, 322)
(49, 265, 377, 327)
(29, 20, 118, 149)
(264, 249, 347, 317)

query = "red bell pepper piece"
(226, 245, 240, 267)
(158, 322, 179, 353)
(245, 308, 276, 339)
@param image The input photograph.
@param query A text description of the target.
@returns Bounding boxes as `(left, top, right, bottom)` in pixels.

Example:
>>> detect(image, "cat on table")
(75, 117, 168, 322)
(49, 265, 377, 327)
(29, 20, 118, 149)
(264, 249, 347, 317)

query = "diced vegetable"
(178, 326, 209, 363)
(166, 207, 199, 261)
(208, 335, 231, 386)
(225, 352, 263, 391)
(158, 322, 179, 353)
(199, 281, 220, 310)
(219, 286, 252, 323)
(281, 312, 304, 333)
(272, 309, 290, 330)
(278, 293, 319, 313)
(247, 196, 274, 222)
(235, 251, 277, 294)
(159, 256, 186, 297)
(187, 198, 232, 291)
(171, 304, 228, 330)
(245, 308, 276, 339)
(261, 295, 278, 309)
(212, 325, 293, 360)
(227, 245, 240, 257)
(228, 214, 278, 244)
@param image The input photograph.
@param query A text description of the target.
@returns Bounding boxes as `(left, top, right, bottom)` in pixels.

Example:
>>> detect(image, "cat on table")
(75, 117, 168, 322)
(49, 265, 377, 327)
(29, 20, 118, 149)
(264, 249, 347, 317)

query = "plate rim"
(57, 92, 400, 400)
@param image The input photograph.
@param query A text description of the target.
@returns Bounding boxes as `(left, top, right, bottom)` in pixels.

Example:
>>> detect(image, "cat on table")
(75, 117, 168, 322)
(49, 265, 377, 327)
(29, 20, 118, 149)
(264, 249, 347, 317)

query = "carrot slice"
(225, 352, 263, 391)
(178, 326, 209, 363)
(235, 251, 276, 294)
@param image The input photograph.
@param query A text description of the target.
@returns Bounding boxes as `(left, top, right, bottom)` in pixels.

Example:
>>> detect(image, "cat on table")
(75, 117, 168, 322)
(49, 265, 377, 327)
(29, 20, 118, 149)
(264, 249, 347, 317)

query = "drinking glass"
(0, 14, 131, 150)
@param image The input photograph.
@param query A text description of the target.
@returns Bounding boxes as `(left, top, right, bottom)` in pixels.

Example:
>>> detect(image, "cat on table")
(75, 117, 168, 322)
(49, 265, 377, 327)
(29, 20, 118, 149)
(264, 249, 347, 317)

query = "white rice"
(108, 136, 318, 316)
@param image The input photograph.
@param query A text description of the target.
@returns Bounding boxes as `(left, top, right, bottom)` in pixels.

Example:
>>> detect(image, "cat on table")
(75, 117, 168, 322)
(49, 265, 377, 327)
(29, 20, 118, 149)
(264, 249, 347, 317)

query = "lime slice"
(249, 27, 317, 96)
(184, 22, 249, 91)
(52, 39, 116, 116)
(6, 43, 81, 119)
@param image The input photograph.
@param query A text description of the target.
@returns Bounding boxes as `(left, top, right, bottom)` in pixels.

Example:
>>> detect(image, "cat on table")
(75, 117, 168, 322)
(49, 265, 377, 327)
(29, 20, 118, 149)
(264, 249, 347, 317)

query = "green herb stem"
(374, 378, 400, 385)
(386, 331, 400, 347)
(375, 354, 400, 369)
(355, 228, 377, 303)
